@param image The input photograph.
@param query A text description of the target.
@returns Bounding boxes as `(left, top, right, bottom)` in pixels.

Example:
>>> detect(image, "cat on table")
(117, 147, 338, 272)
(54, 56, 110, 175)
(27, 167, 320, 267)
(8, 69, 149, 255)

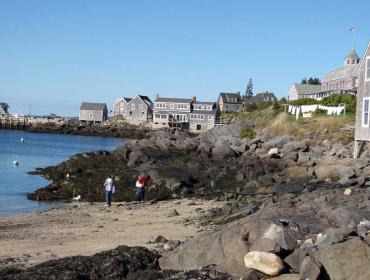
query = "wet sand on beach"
(0, 199, 223, 268)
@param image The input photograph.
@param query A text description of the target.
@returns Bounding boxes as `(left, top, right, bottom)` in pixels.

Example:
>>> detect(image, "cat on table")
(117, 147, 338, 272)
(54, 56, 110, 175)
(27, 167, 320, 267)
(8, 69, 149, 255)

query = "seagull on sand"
(72, 195, 81, 203)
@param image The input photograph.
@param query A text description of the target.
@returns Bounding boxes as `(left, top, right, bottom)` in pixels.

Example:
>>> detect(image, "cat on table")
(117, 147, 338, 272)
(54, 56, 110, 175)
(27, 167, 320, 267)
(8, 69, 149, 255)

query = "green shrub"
(321, 94, 356, 113)
(240, 128, 256, 139)
(257, 101, 273, 110)
(289, 98, 319, 106)
(244, 102, 258, 112)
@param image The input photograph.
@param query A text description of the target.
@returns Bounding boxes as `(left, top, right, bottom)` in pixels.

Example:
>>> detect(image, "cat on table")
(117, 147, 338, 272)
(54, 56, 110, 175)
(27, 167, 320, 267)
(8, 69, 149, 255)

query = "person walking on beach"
(135, 175, 147, 203)
(104, 175, 114, 207)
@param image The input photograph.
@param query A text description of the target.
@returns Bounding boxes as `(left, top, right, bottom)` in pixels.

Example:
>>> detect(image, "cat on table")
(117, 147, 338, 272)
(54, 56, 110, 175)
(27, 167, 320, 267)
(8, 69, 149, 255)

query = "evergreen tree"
(301, 78, 307, 84)
(245, 78, 253, 99)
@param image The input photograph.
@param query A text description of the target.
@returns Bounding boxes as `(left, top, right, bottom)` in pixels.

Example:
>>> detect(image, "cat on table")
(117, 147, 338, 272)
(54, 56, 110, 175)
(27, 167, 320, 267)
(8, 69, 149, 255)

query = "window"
(196, 124, 201, 131)
(89, 113, 93, 119)
(155, 114, 160, 119)
(129, 111, 133, 117)
(170, 104, 174, 109)
(366, 57, 370, 81)
(141, 111, 145, 117)
(156, 103, 166, 109)
(131, 104, 135, 110)
(363, 98, 370, 127)
(208, 115, 213, 121)
(139, 104, 143, 110)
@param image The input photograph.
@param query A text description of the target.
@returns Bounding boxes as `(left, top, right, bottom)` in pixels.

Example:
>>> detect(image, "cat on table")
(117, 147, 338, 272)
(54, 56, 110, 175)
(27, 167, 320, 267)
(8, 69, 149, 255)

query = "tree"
(245, 78, 253, 99)
(301, 77, 321, 85)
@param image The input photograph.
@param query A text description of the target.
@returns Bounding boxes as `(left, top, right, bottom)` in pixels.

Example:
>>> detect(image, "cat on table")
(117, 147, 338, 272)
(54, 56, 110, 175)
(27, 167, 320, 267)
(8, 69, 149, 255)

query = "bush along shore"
(19, 112, 370, 279)
(1, 120, 152, 139)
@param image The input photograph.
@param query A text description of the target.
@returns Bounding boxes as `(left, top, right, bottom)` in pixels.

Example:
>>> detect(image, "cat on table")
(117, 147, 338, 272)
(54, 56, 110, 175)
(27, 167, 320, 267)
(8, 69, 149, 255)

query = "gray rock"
(314, 165, 356, 182)
(282, 139, 309, 154)
(313, 237, 370, 280)
(167, 209, 179, 217)
(250, 223, 298, 253)
(284, 243, 314, 273)
(315, 227, 355, 249)
(299, 256, 321, 280)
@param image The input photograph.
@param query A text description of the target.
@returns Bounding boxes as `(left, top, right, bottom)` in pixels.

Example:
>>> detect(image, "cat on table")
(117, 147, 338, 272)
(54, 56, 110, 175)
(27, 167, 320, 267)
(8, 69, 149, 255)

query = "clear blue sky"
(1, 0, 369, 116)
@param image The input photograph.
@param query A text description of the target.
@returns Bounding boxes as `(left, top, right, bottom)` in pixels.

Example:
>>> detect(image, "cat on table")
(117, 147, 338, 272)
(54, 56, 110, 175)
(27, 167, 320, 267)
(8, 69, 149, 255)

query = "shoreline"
(0, 198, 223, 268)
(0, 121, 152, 139)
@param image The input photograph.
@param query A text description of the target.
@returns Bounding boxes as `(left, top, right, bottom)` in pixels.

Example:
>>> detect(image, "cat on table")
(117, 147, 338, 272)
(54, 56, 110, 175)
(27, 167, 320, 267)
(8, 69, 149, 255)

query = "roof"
(137, 95, 153, 107)
(250, 92, 277, 102)
(123, 97, 132, 103)
(219, 92, 242, 103)
(80, 102, 107, 111)
(345, 49, 360, 60)
(155, 97, 193, 103)
(293, 84, 322, 95)
(323, 64, 359, 81)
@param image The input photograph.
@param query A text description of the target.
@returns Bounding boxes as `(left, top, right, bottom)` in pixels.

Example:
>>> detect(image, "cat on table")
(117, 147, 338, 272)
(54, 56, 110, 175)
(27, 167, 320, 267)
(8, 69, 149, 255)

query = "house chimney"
(192, 96, 197, 103)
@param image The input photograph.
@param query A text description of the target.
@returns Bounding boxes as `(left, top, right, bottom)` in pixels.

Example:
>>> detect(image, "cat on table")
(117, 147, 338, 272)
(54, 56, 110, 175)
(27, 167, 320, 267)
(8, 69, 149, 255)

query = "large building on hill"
(288, 49, 360, 101)
(354, 42, 370, 158)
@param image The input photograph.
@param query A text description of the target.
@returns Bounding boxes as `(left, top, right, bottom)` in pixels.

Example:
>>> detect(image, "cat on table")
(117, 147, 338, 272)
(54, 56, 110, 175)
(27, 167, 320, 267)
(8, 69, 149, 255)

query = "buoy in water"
(20, 137, 24, 143)
(13, 160, 19, 166)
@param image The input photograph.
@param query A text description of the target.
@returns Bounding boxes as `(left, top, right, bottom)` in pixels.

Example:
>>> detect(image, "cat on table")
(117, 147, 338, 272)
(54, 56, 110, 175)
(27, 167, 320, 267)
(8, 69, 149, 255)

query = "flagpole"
(352, 29, 355, 50)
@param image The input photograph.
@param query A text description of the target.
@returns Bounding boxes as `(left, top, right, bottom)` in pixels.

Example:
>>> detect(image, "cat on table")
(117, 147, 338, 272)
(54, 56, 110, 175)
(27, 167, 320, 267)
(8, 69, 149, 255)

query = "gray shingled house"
(354, 42, 370, 158)
(153, 96, 193, 129)
(218, 92, 243, 112)
(79, 102, 108, 123)
(247, 91, 277, 104)
(0, 103, 9, 116)
(288, 84, 322, 101)
(189, 101, 219, 132)
(113, 97, 132, 116)
(125, 95, 153, 123)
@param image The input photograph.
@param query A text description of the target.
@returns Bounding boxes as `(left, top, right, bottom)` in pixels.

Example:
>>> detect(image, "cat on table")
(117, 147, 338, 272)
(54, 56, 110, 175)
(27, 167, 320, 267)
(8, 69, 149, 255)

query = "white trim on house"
(366, 56, 370, 82)
(362, 97, 370, 127)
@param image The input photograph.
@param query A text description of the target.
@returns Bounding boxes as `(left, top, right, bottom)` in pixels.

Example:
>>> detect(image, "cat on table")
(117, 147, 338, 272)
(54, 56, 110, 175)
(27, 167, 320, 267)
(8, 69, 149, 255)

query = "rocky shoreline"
(1, 120, 153, 139)
(8, 113, 370, 278)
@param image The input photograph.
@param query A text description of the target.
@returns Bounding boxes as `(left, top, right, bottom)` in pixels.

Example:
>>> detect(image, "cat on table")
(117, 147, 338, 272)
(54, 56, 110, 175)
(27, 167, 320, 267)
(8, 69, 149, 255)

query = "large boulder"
(282, 139, 310, 154)
(243, 251, 284, 276)
(249, 223, 298, 253)
(314, 165, 356, 183)
(159, 223, 250, 276)
(299, 256, 322, 280)
(211, 143, 236, 160)
(313, 237, 370, 280)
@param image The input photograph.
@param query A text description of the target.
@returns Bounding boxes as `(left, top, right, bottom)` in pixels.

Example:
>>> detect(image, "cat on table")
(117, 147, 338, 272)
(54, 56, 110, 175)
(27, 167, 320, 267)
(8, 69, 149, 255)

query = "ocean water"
(0, 130, 124, 216)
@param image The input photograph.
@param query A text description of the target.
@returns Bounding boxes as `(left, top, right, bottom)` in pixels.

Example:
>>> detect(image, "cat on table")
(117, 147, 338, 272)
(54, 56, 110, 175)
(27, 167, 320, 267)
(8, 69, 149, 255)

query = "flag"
(349, 27, 356, 32)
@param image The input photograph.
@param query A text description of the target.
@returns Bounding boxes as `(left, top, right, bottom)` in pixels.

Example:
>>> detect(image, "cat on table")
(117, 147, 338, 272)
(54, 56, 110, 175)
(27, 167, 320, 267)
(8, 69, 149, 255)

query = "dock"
(0, 116, 28, 129)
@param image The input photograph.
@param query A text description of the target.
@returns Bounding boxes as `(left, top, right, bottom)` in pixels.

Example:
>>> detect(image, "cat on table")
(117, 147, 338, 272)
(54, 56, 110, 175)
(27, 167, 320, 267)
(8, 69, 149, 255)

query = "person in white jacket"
(104, 175, 114, 207)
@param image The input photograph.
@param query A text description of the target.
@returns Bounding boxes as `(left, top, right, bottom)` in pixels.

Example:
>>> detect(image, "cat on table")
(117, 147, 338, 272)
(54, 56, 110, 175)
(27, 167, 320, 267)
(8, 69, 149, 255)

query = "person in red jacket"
(135, 175, 147, 202)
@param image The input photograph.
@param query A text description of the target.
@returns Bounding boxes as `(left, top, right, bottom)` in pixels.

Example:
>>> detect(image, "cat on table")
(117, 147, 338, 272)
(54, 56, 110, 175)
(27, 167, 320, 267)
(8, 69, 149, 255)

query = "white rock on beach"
(244, 251, 284, 276)
(268, 148, 279, 156)
(343, 188, 352, 196)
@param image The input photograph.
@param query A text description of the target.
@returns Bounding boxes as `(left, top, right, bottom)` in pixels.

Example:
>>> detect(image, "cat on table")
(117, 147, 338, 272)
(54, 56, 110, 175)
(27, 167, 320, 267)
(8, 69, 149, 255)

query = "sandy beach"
(0, 198, 223, 268)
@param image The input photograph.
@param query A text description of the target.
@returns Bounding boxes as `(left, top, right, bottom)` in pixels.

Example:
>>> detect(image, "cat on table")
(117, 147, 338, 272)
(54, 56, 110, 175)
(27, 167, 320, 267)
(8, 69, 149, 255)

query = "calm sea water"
(0, 130, 123, 216)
